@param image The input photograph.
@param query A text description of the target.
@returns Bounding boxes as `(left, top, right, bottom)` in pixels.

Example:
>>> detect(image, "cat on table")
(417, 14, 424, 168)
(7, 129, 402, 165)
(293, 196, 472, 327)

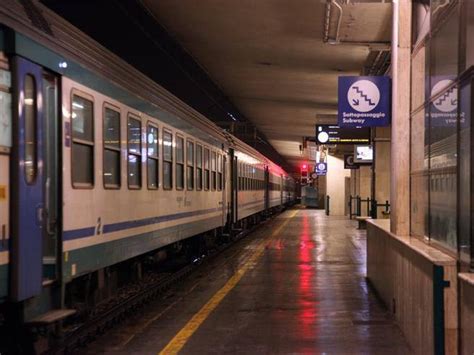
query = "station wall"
(368, 3, 474, 353)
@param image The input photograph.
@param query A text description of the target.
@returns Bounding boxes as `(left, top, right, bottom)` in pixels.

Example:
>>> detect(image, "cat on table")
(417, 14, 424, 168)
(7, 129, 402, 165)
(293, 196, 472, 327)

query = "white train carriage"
(0, 0, 294, 338)
(61, 78, 228, 281)
(232, 145, 266, 221)
(0, 53, 8, 301)
(0, 132, 8, 301)
(282, 174, 295, 206)
(268, 162, 285, 209)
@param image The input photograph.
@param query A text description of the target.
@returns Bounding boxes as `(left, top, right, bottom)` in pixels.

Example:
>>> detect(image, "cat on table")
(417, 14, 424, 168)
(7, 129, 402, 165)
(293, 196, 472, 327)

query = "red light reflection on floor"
(298, 214, 318, 343)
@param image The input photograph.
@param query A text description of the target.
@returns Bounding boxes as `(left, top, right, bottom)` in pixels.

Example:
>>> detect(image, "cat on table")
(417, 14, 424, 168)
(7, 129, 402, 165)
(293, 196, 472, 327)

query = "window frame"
(175, 134, 185, 191)
(196, 143, 203, 191)
(211, 150, 217, 191)
(245, 164, 249, 191)
(186, 139, 195, 191)
(127, 113, 142, 190)
(204, 147, 210, 191)
(71, 89, 95, 189)
(146, 121, 160, 190)
(238, 162, 242, 191)
(162, 128, 174, 190)
(217, 153, 223, 191)
(24, 74, 38, 185)
(102, 102, 121, 189)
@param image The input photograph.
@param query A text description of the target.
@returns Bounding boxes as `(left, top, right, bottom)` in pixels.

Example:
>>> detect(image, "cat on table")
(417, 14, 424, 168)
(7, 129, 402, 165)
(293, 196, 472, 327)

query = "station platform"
(82, 209, 410, 354)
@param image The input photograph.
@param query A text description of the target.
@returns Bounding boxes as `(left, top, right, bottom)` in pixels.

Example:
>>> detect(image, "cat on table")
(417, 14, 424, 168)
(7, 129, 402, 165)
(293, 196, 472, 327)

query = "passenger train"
(0, 0, 295, 349)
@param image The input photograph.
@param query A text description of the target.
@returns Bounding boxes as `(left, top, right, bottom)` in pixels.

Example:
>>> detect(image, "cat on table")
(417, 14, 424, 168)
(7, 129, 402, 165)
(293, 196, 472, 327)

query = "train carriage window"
(163, 130, 173, 190)
(196, 144, 203, 190)
(147, 124, 159, 189)
(251, 167, 254, 190)
(243, 164, 247, 191)
(211, 151, 217, 191)
(217, 154, 222, 191)
(176, 135, 185, 190)
(127, 116, 142, 189)
(103, 106, 121, 188)
(245, 164, 249, 191)
(239, 162, 242, 191)
(251, 166, 255, 190)
(250, 166, 253, 190)
(260, 169, 262, 190)
(258, 172, 260, 190)
(187, 140, 194, 190)
(204, 147, 210, 190)
(24, 75, 37, 184)
(250, 168, 253, 190)
(249, 166, 252, 190)
(248, 165, 251, 190)
(237, 163, 240, 190)
(72, 94, 94, 187)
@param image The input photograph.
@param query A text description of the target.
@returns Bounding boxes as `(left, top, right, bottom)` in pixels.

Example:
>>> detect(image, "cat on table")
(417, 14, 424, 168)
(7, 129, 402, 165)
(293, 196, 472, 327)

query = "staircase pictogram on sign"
(347, 80, 380, 113)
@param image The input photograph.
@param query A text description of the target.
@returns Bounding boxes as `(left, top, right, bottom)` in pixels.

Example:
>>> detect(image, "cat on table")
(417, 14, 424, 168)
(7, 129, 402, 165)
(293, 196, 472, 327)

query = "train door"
(230, 150, 238, 223)
(264, 166, 269, 210)
(221, 154, 227, 226)
(280, 174, 283, 205)
(42, 71, 60, 284)
(11, 57, 60, 301)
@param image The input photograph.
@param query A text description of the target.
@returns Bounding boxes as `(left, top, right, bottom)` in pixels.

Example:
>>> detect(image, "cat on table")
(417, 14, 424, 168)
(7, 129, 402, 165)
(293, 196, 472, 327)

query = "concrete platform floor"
(82, 209, 410, 354)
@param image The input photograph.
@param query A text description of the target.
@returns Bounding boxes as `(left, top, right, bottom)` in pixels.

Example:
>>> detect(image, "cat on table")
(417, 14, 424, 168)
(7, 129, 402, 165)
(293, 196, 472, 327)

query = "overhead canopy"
(143, 0, 392, 170)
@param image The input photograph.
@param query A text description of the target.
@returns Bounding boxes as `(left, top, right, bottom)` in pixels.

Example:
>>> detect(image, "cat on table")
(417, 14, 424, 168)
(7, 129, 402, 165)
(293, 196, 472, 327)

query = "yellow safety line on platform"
(158, 210, 298, 355)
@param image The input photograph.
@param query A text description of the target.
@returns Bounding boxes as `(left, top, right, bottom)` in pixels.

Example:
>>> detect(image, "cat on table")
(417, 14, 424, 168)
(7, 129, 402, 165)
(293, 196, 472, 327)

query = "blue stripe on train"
(63, 207, 222, 241)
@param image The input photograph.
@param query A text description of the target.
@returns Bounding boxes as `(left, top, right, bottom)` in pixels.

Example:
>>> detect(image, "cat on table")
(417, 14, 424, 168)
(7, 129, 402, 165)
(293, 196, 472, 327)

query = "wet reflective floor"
(83, 208, 410, 354)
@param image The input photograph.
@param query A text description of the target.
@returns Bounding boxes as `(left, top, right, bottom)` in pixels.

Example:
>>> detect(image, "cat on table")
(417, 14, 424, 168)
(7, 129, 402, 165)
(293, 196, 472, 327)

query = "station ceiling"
(142, 0, 392, 168)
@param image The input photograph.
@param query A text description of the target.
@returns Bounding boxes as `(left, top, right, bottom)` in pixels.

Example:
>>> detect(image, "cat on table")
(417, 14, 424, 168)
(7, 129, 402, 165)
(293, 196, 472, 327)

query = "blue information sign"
(338, 76, 391, 127)
(315, 162, 327, 176)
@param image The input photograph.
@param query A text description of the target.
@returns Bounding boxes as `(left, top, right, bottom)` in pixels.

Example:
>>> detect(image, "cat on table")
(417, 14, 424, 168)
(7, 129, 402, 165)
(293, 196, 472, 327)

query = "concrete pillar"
(390, 1, 411, 236)
(359, 166, 371, 200)
(326, 154, 351, 216)
(374, 127, 391, 210)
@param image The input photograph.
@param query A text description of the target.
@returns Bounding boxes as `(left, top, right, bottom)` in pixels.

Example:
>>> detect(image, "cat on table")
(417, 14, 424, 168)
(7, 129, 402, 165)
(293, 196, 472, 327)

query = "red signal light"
(302, 164, 307, 170)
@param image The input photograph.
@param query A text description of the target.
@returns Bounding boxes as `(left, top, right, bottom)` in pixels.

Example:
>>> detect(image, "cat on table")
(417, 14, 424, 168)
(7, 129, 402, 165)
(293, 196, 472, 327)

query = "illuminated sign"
(354, 145, 373, 164)
(315, 125, 370, 145)
(315, 162, 327, 176)
(344, 154, 359, 169)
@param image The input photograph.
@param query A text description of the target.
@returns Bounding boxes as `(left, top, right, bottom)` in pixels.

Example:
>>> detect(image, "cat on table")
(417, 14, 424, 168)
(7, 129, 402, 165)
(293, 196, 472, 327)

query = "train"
(0, 0, 295, 350)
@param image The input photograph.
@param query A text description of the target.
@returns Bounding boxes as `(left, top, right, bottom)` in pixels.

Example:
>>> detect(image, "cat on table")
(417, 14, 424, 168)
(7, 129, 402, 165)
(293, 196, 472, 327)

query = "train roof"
(0, 0, 290, 175)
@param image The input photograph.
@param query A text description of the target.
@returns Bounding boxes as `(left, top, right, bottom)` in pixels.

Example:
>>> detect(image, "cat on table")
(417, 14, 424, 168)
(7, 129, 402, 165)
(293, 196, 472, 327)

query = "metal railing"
(325, 195, 330, 216)
(348, 195, 390, 219)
